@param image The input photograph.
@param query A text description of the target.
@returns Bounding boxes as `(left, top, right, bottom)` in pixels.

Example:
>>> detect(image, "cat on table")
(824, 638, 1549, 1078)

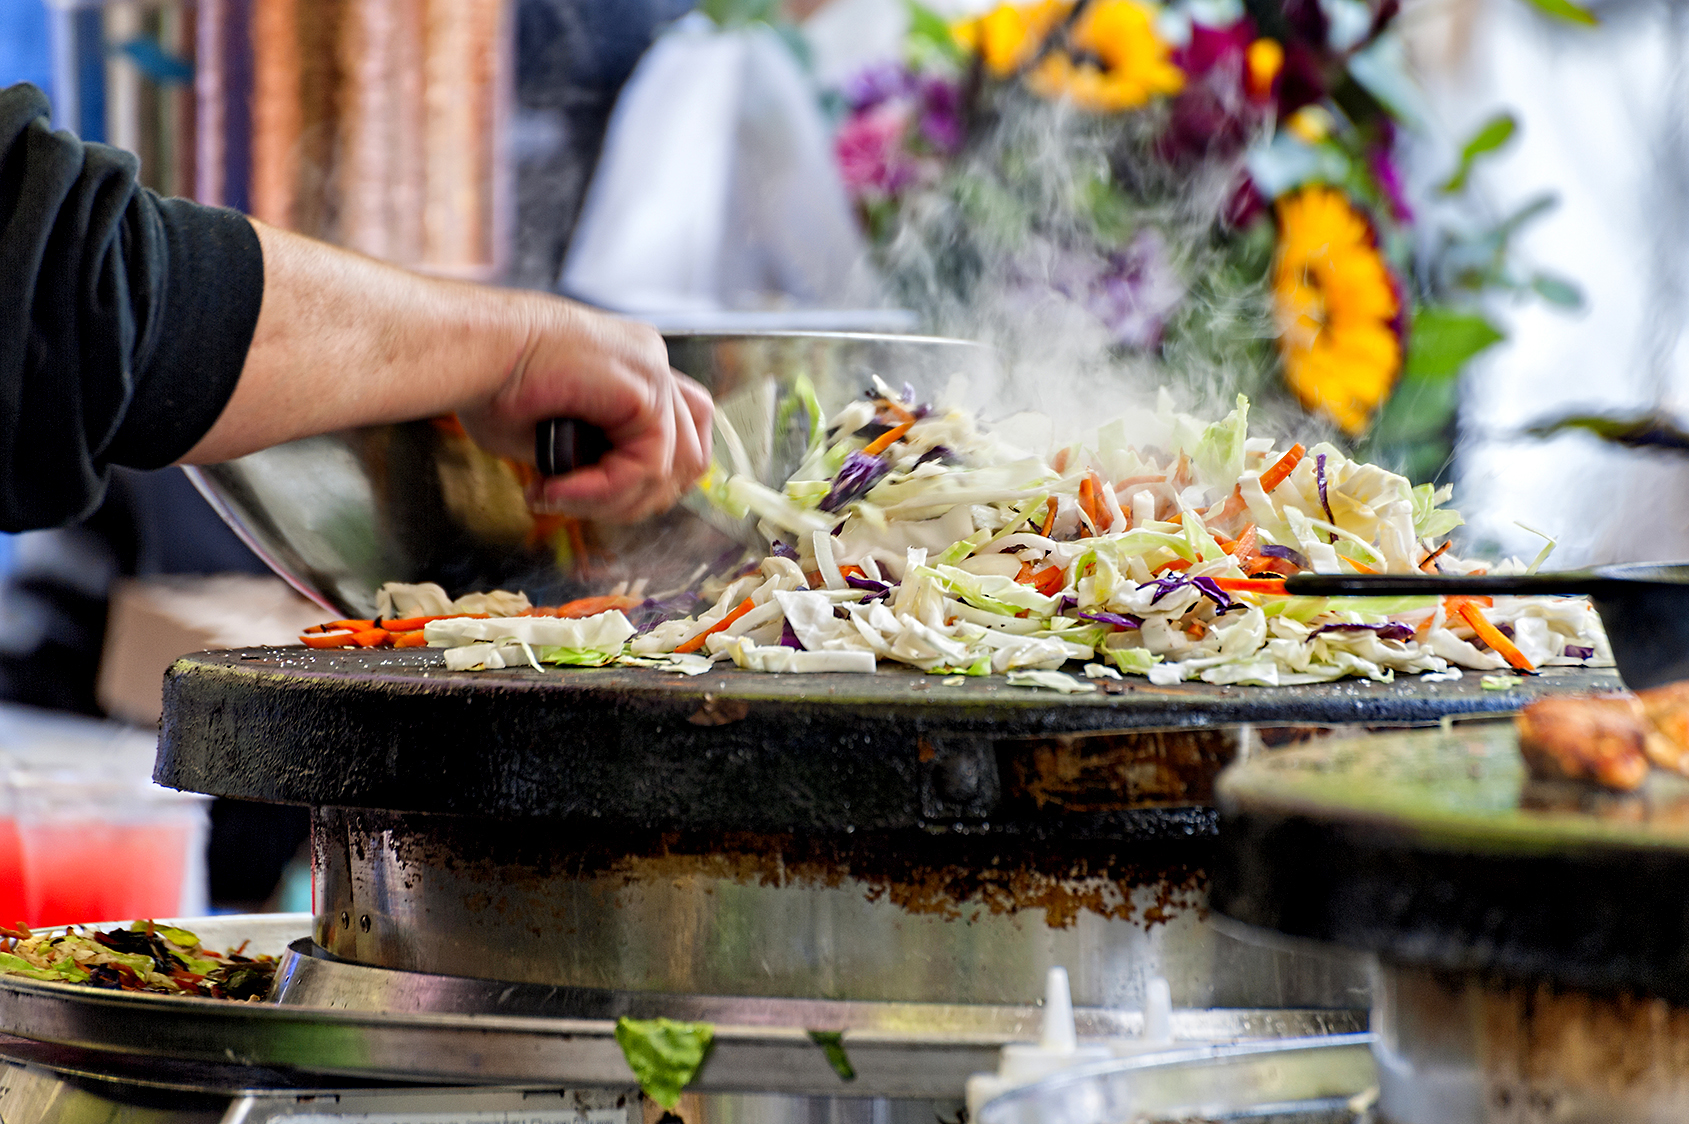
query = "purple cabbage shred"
(845, 574, 893, 601)
(1146, 575, 1239, 613)
(1315, 453, 1336, 528)
(1078, 610, 1143, 630)
(779, 620, 804, 649)
(1059, 595, 1078, 611)
(771, 541, 799, 561)
(914, 445, 954, 468)
(1312, 622, 1415, 643)
(1259, 543, 1308, 569)
(1564, 645, 1595, 659)
(820, 452, 891, 513)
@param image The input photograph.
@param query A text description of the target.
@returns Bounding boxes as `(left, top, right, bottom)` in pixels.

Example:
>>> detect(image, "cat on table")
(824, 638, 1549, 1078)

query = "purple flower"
(836, 103, 921, 198)
(1051, 232, 1187, 350)
(1312, 622, 1415, 643)
(820, 452, 891, 512)
(916, 75, 964, 154)
(1369, 139, 1414, 223)
(843, 61, 918, 112)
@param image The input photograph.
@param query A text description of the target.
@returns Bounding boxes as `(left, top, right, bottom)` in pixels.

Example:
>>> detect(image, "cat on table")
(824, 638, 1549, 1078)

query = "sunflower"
(1272, 187, 1402, 435)
(952, 2, 1070, 78)
(1027, 0, 1184, 112)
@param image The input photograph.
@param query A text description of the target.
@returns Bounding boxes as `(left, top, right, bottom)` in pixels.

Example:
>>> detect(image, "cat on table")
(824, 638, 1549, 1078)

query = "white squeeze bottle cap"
(964, 966, 1112, 1119)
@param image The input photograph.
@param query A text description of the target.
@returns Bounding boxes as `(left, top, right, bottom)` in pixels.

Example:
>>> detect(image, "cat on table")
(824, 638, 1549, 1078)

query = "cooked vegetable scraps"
(0, 921, 277, 1000)
(307, 382, 1612, 688)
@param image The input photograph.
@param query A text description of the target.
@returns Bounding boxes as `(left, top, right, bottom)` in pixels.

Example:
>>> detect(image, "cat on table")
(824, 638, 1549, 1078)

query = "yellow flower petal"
(1272, 187, 1402, 436)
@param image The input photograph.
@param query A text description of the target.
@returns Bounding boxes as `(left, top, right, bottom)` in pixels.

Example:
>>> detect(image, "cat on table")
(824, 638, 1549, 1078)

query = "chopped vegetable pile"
(303, 382, 1612, 689)
(0, 920, 276, 1000)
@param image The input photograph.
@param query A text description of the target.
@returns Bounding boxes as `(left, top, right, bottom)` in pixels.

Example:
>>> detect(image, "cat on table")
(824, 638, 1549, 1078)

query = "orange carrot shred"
(1032, 565, 1065, 596)
(300, 631, 356, 649)
(351, 628, 389, 648)
(1454, 601, 1534, 672)
(1343, 558, 1380, 574)
(862, 422, 913, 456)
(392, 631, 429, 648)
(1039, 496, 1059, 537)
(1258, 444, 1305, 493)
(880, 399, 916, 424)
(1159, 558, 1193, 573)
(1420, 541, 1452, 573)
(675, 598, 756, 654)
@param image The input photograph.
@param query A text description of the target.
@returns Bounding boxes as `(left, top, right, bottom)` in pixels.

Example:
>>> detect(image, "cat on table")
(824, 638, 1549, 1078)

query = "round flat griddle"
(1213, 719, 1689, 1004)
(156, 649, 1621, 830)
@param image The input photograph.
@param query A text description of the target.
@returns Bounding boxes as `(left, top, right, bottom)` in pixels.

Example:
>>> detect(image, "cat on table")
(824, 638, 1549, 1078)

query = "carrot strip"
(1258, 444, 1305, 493)
(1210, 577, 1289, 595)
(392, 631, 429, 648)
(1039, 496, 1059, 537)
(839, 565, 866, 580)
(351, 628, 390, 648)
(1342, 557, 1380, 574)
(1158, 558, 1193, 573)
(1015, 561, 1036, 584)
(301, 631, 356, 649)
(1443, 594, 1495, 613)
(675, 598, 756, 654)
(1032, 565, 1065, 596)
(1186, 619, 1207, 639)
(1081, 471, 1112, 531)
(1052, 447, 1072, 474)
(378, 614, 452, 632)
(879, 399, 916, 424)
(1419, 541, 1452, 573)
(1453, 602, 1534, 672)
(1164, 512, 1183, 526)
(862, 422, 913, 456)
(552, 595, 642, 619)
(318, 619, 375, 632)
(1222, 524, 1259, 560)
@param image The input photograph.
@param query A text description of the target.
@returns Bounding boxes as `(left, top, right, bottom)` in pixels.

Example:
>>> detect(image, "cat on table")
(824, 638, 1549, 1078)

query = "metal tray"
(0, 919, 1362, 1096)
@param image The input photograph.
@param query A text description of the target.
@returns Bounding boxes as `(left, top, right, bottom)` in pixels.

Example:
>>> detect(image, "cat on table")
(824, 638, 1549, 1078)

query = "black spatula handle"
(535, 419, 613, 477)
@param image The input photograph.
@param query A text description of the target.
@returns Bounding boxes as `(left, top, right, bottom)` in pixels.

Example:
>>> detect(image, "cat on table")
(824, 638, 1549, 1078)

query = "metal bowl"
(186, 331, 990, 617)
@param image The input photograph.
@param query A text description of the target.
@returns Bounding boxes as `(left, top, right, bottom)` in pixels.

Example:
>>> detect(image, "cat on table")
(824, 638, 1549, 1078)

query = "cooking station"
(0, 643, 1621, 1120)
(0, 332, 1642, 1120)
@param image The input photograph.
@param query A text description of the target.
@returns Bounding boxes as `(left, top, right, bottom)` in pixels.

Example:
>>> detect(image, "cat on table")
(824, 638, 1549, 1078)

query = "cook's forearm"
(179, 221, 533, 463)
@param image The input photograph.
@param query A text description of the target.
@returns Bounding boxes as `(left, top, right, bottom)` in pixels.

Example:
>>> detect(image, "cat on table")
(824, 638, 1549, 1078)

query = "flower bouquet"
(833, 0, 1589, 481)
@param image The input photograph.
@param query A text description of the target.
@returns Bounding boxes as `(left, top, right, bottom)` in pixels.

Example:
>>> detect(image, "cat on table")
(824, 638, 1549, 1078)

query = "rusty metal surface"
(309, 806, 1371, 1007)
(156, 649, 1621, 827)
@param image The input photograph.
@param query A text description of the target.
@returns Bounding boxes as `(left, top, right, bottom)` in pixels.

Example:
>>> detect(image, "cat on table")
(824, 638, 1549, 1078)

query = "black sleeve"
(0, 82, 264, 532)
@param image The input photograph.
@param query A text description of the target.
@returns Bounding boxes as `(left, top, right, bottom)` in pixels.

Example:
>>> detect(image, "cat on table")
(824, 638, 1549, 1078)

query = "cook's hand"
(457, 304, 713, 523)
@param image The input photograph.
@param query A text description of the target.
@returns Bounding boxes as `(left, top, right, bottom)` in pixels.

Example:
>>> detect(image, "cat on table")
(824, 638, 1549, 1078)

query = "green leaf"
(615, 1017, 715, 1110)
(1519, 0, 1598, 27)
(808, 1030, 857, 1080)
(1530, 273, 1584, 309)
(906, 0, 967, 64)
(1439, 113, 1517, 194)
(130, 921, 199, 947)
(1403, 307, 1506, 381)
(539, 647, 619, 667)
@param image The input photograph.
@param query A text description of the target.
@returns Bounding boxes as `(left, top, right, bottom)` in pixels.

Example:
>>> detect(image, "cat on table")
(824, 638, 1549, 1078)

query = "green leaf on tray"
(129, 921, 199, 947)
(615, 1016, 715, 1110)
(1404, 307, 1506, 381)
(808, 1030, 858, 1081)
(1440, 113, 1517, 194)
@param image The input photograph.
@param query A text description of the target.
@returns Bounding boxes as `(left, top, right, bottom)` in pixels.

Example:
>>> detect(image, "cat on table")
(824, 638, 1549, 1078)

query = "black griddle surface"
(156, 649, 1620, 833)
(1214, 720, 1689, 1002)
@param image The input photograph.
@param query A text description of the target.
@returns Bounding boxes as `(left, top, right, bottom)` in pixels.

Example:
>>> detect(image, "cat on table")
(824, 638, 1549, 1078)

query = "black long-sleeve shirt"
(1, 83, 263, 532)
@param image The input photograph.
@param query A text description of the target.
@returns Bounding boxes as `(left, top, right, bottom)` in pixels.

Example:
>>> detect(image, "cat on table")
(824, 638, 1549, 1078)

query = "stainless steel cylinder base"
(1375, 961, 1689, 1124)
(312, 806, 1368, 1010)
